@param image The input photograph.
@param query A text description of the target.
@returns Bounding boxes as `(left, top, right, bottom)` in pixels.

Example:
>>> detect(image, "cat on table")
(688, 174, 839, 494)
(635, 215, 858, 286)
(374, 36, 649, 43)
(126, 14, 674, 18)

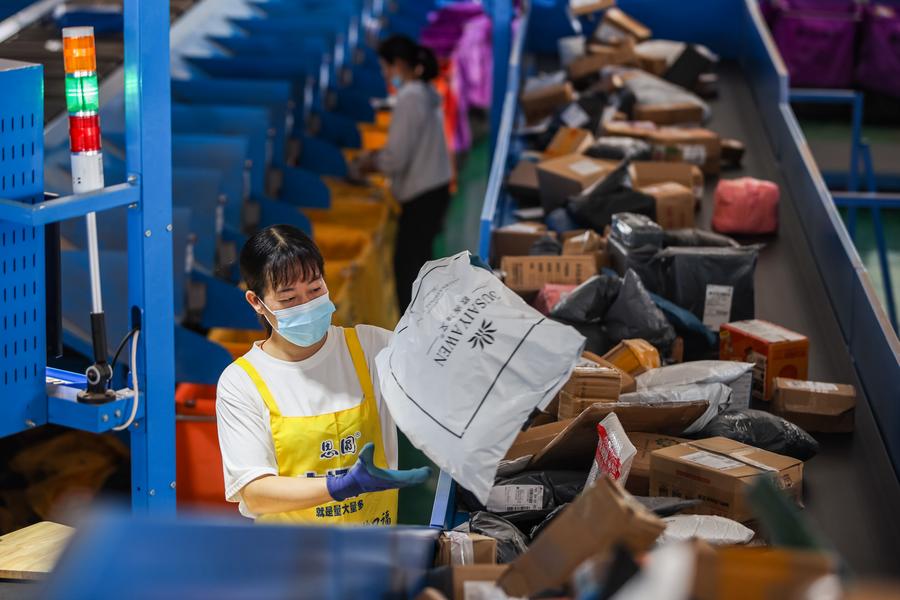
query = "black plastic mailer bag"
(376, 252, 586, 503)
(604, 269, 676, 354)
(654, 245, 761, 330)
(462, 511, 531, 563)
(692, 409, 819, 461)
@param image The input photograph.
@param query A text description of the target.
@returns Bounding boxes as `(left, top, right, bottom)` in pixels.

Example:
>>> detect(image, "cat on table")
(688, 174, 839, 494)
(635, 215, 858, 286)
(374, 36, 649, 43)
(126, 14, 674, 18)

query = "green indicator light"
(65, 73, 100, 114)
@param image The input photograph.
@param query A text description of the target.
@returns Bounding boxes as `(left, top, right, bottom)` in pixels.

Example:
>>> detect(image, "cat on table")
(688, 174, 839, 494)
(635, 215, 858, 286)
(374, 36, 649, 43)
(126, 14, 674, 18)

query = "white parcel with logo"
(376, 252, 586, 502)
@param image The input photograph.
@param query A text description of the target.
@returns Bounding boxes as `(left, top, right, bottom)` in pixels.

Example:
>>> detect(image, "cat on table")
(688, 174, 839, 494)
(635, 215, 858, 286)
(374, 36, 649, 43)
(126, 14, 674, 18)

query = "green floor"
(802, 120, 900, 324)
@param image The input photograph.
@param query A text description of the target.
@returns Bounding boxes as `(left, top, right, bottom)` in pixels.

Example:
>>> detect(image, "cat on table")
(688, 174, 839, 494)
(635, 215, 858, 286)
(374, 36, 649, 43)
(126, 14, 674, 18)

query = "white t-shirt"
(216, 325, 397, 518)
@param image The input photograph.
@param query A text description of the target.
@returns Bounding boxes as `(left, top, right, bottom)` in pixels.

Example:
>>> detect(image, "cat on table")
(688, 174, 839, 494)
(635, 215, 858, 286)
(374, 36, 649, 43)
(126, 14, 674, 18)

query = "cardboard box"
(544, 127, 595, 159)
(537, 155, 615, 213)
(593, 8, 652, 45)
(601, 339, 661, 376)
(569, 0, 615, 17)
(719, 320, 810, 402)
(639, 182, 695, 230)
(498, 477, 664, 598)
(634, 102, 705, 126)
(520, 81, 575, 124)
(629, 161, 705, 199)
(560, 355, 623, 401)
(504, 418, 572, 461)
(568, 44, 637, 81)
(625, 432, 689, 496)
(505, 160, 540, 206)
(426, 565, 509, 600)
(490, 222, 551, 264)
(772, 378, 856, 433)
(435, 532, 497, 567)
(500, 255, 597, 292)
(635, 51, 669, 76)
(692, 546, 836, 600)
(650, 437, 804, 523)
(562, 229, 604, 255)
(649, 127, 722, 175)
(584, 399, 709, 435)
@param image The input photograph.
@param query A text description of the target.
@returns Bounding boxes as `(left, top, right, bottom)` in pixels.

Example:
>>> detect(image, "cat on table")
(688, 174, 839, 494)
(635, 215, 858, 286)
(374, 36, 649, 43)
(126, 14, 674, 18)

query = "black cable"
(108, 328, 139, 386)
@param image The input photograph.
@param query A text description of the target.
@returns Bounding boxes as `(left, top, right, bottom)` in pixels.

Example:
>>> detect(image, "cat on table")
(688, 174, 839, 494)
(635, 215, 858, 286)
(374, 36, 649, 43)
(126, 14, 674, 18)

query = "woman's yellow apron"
(234, 327, 398, 525)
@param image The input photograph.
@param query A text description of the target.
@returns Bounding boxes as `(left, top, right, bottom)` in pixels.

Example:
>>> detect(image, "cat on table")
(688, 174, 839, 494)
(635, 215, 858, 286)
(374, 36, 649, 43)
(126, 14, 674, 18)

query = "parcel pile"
(414, 3, 866, 599)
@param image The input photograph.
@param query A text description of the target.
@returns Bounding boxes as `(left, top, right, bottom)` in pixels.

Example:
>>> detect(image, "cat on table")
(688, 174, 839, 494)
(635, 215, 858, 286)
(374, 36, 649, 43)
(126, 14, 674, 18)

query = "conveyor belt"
(701, 64, 900, 576)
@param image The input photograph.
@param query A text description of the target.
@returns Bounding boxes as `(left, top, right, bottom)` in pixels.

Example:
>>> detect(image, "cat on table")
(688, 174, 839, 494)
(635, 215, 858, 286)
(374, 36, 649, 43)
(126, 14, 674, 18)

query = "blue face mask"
(260, 293, 336, 348)
(390, 75, 404, 91)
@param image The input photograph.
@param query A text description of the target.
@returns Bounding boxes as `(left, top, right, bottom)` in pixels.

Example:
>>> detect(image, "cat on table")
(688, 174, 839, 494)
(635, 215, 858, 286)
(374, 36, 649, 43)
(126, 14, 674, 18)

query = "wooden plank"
(0, 521, 74, 580)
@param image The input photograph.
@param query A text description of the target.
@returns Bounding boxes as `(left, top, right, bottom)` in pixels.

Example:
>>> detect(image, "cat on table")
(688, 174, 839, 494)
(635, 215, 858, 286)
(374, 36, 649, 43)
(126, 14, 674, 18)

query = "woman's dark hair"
(240, 225, 324, 331)
(377, 34, 439, 82)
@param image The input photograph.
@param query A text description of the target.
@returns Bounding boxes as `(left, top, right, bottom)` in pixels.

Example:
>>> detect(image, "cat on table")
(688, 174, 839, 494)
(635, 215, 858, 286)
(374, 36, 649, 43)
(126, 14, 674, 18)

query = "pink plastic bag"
(712, 178, 780, 235)
(533, 283, 577, 316)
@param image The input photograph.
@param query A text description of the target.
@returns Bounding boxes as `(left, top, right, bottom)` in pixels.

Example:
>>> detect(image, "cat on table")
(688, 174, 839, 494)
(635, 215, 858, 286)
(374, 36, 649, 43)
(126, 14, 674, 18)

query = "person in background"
(216, 225, 430, 524)
(359, 34, 453, 312)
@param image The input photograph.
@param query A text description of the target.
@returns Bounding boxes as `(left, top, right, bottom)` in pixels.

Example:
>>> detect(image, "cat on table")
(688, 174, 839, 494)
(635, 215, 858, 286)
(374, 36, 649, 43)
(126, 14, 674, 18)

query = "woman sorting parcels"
(359, 34, 452, 312)
(216, 225, 431, 524)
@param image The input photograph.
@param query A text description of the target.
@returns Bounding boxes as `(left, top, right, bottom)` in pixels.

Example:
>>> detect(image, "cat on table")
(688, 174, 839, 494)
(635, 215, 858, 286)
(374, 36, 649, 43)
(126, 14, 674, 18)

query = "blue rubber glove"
(326, 442, 432, 501)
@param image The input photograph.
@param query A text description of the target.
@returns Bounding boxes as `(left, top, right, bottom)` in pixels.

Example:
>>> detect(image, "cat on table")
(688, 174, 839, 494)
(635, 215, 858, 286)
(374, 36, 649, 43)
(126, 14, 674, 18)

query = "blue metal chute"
(172, 104, 272, 198)
(172, 169, 222, 274)
(183, 55, 318, 86)
(331, 87, 377, 123)
(248, 0, 365, 18)
(228, 15, 352, 36)
(171, 134, 251, 234)
(343, 63, 388, 99)
(193, 270, 266, 331)
(174, 325, 235, 385)
(170, 78, 294, 166)
(297, 135, 349, 178)
(279, 166, 331, 209)
(314, 110, 362, 149)
(206, 34, 330, 59)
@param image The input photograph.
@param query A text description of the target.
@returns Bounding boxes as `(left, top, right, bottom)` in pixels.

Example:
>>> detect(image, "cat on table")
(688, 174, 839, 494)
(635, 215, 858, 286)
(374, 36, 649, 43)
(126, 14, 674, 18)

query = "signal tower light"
(63, 26, 116, 404)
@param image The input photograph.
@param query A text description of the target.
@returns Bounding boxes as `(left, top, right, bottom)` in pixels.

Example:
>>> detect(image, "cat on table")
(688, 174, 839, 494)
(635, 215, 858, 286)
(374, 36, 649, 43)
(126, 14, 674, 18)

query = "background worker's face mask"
(390, 74, 404, 91)
(259, 293, 336, 347)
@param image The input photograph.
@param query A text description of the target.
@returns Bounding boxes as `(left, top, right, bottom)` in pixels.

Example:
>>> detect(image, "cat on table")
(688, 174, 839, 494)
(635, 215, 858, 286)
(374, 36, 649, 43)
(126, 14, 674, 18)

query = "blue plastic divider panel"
(170, 78, 294, 167)
(172, 104, 272, 198)
(45, 510, 438, 600)
(0, 60, 46, 437)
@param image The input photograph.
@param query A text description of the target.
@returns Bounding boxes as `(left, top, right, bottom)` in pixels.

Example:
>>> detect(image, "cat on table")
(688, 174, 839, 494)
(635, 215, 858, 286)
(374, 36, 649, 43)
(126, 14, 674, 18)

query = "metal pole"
(85, 211, 103, 313)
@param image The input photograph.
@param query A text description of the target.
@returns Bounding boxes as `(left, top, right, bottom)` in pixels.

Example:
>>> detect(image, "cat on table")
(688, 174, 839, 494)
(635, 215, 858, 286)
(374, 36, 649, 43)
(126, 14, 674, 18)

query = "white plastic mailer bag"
(636, 361, 754, 410)
(619, 382, 734, 434)
(376, 252, 586, 502)
(659, 515, 754, 546)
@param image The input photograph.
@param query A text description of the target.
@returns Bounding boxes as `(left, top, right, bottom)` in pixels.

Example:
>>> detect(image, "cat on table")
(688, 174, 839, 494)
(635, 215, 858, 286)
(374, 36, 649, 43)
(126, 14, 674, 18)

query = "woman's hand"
(326, 443, 432, 501)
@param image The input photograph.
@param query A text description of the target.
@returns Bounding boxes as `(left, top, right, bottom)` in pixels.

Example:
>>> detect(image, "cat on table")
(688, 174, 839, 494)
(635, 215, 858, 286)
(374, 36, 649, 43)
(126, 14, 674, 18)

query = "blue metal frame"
(479, 1, 529, 260)
(0, 1, 175, 511)
(789, 88, 864, 193)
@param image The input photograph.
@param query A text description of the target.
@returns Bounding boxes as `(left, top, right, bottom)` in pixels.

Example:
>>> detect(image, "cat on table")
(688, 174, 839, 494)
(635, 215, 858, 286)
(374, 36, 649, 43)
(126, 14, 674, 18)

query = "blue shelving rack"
(0, 0, 175, 512)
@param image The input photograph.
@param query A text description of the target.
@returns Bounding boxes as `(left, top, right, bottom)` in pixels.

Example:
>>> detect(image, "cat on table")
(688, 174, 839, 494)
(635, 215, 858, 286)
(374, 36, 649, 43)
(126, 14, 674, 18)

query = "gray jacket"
(376, 80, 452, 203)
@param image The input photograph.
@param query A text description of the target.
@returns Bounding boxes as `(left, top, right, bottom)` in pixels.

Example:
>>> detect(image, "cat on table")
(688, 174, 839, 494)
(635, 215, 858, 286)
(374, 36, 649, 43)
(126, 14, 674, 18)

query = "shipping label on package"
(681, 450, 745, 471)
(703, 285, 734, 330)
(569, 159, 605, 177)
(561, 102, 591, 128)
(487, 485, 544, 512)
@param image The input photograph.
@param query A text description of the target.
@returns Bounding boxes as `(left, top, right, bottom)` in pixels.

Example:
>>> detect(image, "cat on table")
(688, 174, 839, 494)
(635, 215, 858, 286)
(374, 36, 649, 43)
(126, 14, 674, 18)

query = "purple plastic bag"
(856, 4, 900, 98)
(772, 8, 859, 88)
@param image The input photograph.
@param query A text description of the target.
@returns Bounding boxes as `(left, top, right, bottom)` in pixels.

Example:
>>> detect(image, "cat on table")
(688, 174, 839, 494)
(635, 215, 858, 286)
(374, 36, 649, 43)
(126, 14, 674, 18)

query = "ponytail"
(414, 45, 439, 82)
(378, 34, 439, 82)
